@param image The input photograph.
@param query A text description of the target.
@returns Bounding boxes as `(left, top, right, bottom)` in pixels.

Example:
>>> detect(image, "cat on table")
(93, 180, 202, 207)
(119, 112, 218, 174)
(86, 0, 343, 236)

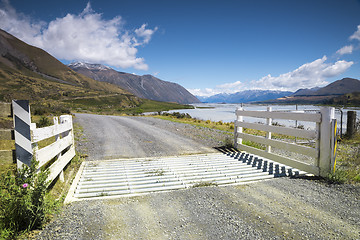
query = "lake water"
(167, 103, 360, 132)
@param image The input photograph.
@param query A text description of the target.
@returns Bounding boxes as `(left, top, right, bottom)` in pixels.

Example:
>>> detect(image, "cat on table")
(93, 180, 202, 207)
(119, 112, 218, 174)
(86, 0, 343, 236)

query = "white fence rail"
(13, 100, 75, 184)
(234, 107, 336, 177)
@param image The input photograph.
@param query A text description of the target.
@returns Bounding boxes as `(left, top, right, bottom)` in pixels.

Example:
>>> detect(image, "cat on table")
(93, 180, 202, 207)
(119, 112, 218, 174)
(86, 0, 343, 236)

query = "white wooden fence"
(13, 100, 75, 184)
(234, 107, 336, 177)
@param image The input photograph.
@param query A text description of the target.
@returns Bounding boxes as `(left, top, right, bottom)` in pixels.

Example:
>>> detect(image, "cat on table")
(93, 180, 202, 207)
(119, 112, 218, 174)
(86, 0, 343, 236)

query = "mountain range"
(68, 62, 200, 104)
(197, 78, 360, 104)
(0, 29, 194, 114)
(197, 90, 293, 103)
(1, 28, 359, 108)
(258, 78, 360, 104)
(0, 28, 198, 117)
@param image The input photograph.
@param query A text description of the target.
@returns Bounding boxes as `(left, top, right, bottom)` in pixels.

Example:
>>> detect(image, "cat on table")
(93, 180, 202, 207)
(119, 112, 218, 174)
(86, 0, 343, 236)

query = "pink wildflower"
(22, 183, 29, 188)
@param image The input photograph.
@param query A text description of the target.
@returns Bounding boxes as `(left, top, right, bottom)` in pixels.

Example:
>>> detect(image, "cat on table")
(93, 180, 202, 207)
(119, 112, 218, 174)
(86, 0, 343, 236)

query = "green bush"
(0, 160, 58, 239)
(224, 137, 233, 148)
(38, 116, 52, 128)
(161, 112, 192, 119)
(327, 169, 348, 184)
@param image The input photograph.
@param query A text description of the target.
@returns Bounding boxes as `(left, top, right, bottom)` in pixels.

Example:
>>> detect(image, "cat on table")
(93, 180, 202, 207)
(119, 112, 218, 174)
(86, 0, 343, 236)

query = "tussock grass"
(330, 133, 360, 184)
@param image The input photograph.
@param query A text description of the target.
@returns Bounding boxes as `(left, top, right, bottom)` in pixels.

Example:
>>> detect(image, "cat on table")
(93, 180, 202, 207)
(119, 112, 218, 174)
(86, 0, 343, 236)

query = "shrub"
(32, 104, 70, 116)
(327, 169, 348, 184)
(224, 137, 233, 148)
(0, 160, 58, 239)
(162, 112, 192, 119)
(33, 106, 48, 116)
(38, 116, 52, 128)
(272, 121, 285, 127)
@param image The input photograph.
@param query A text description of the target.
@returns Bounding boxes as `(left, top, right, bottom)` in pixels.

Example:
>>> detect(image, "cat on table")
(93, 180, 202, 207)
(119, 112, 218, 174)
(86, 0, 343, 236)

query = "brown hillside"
(0, 29, 135, 102)
(0, 29, 129, 97)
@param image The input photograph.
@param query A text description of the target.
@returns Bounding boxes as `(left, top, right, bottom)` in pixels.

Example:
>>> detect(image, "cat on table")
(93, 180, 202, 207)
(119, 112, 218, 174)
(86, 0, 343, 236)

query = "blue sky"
(1, 0, 360, 96)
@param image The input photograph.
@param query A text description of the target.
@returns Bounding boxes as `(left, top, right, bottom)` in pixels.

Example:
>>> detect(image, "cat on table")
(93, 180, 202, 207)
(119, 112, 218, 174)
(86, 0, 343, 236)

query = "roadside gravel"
(36, 115, 360, 240)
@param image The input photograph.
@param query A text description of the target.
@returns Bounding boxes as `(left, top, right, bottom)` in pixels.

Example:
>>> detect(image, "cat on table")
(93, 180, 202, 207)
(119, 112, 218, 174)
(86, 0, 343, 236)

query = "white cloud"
(336, 45, 354, 55)
(188, 81, 245, 97)
(134, 24, 158, 46)
(0, 1, 157, 70)
(0, 0, 46, 43)
(217, 81, 244, 91)
(191, 56, 353, 96)
(188, 88, 221, 97)
(250, 56, 353, 91)
(349, 24, 360, 41)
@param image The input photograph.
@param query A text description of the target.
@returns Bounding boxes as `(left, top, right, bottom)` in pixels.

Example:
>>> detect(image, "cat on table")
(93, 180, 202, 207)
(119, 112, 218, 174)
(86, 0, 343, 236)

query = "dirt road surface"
(74, 113, 217, 160)
(36, 114, 360, 240)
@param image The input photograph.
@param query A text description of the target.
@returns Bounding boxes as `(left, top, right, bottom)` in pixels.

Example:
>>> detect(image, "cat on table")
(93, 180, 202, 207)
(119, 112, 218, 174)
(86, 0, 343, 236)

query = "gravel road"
(36, 114, 360, 240)
(74, 113, 219, 160)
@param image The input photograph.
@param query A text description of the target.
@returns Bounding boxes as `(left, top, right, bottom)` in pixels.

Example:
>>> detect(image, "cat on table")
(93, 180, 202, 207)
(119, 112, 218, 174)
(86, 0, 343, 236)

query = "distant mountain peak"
(69, 63, 200, 104)
(68, 62, 111, 71)
(197, 90, 293, 103)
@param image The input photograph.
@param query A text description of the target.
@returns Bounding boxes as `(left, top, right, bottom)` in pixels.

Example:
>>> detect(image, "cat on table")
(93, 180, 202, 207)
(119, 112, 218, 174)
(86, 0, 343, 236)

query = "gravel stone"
(36, 115, 360, 240)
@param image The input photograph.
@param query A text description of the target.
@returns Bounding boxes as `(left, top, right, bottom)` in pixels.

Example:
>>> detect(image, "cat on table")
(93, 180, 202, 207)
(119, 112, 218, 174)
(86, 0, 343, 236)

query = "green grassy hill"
(324, 92, 360, 106)
(0, 29, 192, 114)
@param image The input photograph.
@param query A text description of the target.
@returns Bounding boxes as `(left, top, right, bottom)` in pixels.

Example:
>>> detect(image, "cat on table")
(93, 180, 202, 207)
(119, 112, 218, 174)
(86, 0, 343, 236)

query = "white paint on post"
(12, 100, 32, 169)
(234, 107, 243, 148)
(315, 122, 320, 167)
(266, 107, 272, 153)
(235, 121, 317, 139)
(319, 107, 335, 177)
(12, 99, 76, 185)
(233, 106, 333, 176)
(53, 117, 64, 182)
(32, 122, 72, 142)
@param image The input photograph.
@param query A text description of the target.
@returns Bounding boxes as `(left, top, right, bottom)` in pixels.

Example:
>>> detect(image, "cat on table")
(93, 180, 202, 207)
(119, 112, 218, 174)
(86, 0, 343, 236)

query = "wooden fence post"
(59, 115, 75, 181)
(319, 107, 335, 177)
(12, 100, 32, 169)
(53, 116, 65, 182)
(346, 111, 357, 138)
(234, 107, 243, 149)
(266, 107, 272, 153)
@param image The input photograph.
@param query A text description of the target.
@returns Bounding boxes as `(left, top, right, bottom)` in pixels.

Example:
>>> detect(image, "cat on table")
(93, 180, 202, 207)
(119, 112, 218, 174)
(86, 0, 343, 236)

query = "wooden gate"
(12, 100, 75, 183)
(234, 107, 336, 177)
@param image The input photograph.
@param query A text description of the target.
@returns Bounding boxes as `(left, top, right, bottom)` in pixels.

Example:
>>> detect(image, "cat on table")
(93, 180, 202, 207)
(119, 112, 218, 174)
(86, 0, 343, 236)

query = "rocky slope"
(69, 62, 200, 104)
(0, 29, 131, 102)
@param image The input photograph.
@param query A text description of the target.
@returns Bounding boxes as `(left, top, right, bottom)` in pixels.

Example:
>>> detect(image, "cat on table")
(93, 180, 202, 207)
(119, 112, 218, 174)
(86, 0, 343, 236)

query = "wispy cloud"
(189, 56, 353, 96)
(134, 24, 158, 46)
(349, 24, 360, 41)
(188, 81, 245, 97)
(336, 25, 360, 56)
(0, 1, 157, 70)
(336, 45, 354, 55)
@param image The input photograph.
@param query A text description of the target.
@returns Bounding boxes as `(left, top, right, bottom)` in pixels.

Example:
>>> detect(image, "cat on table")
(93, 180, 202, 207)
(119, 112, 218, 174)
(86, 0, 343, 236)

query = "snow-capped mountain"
(197, 90, 293, 103)
(68, 62, 111, 71)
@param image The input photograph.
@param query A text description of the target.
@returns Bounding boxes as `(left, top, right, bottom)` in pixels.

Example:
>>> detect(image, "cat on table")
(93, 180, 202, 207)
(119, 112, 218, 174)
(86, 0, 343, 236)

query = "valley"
(0, 29, 196, 114)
